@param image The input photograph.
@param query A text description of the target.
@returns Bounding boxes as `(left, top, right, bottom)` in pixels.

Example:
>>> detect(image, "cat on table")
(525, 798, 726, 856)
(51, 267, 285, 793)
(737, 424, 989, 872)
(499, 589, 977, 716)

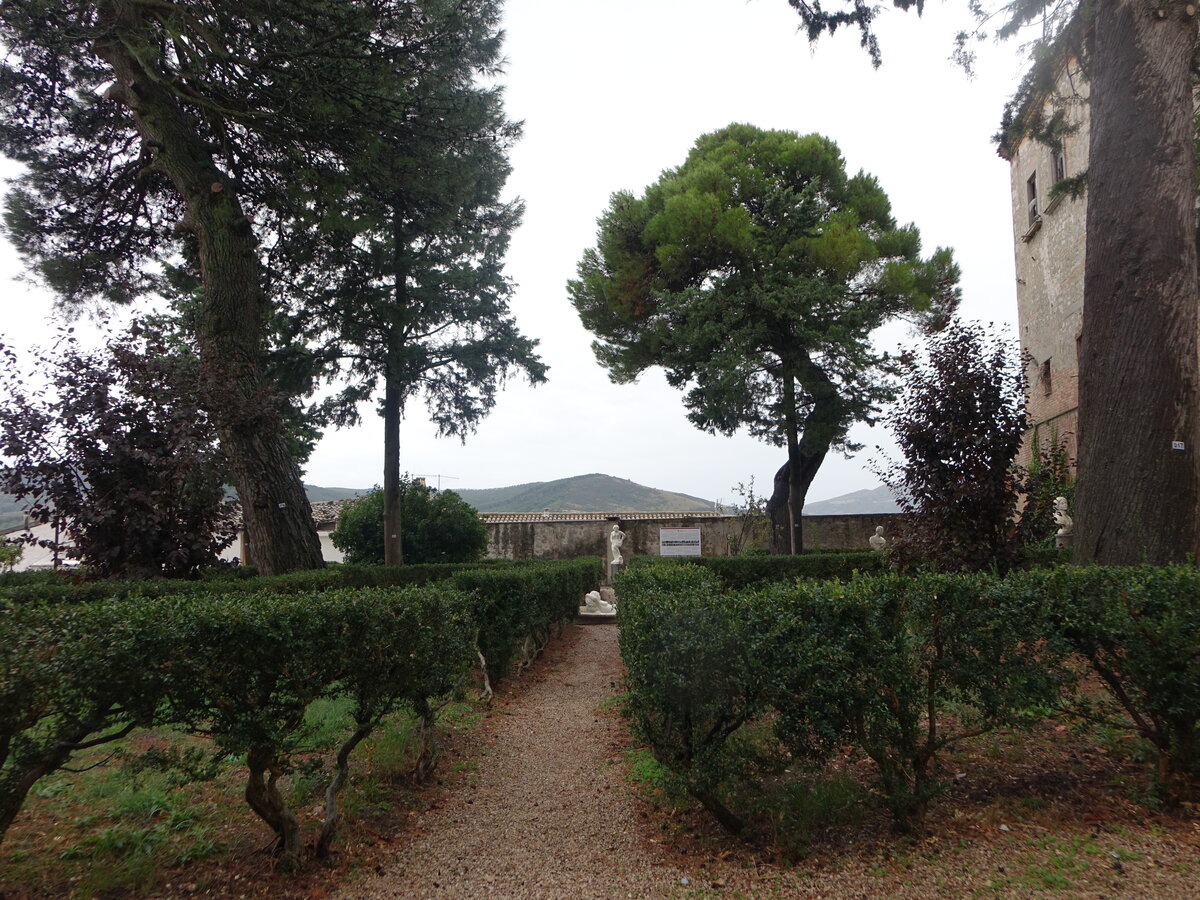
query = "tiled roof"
(214, 498, 353, 531)
(480, 511, 730, 524)
(5, 500, 729, 537)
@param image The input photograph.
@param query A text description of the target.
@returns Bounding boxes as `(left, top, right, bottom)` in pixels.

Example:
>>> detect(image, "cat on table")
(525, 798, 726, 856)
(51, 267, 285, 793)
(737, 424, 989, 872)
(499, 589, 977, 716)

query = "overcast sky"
(0, 1, 1027, 507)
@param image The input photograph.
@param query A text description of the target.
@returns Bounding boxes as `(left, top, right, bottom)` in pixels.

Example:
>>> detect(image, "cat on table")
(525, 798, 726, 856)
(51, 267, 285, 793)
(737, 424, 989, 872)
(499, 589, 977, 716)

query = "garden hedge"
(625, 551, 884, 588)
(0, 556, 526, 606)
(616, 563, 1200, 834)
(0, 556, 601, 863)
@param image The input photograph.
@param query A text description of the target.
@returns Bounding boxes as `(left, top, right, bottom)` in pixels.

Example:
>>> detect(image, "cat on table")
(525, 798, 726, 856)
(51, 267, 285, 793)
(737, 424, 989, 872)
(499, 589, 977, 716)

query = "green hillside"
(802, 485, 898, 515)
(304, 484, 366, 502)
(454, 473, 714, 513)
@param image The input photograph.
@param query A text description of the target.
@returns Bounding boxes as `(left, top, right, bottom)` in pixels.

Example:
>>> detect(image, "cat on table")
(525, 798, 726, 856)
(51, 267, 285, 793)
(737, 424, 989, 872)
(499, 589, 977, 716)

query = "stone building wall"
(1003, 57, 1089, 468)
(483, 512, 900, 570)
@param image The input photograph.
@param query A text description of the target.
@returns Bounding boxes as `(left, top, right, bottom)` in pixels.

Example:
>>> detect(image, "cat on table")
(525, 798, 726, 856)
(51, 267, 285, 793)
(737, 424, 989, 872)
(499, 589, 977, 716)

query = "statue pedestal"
(576, 609, 617, 624)
(1055, 532, 1073, 550)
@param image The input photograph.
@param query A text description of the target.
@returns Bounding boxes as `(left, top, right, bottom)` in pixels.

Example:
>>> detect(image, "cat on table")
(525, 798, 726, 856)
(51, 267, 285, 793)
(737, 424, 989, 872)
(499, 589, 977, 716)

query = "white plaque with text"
(659, 527, 701, 557)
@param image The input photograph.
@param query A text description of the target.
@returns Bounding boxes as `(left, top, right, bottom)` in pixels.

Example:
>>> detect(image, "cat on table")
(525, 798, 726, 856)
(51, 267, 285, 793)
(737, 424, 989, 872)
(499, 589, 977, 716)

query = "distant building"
(998, 53, 1089, 469)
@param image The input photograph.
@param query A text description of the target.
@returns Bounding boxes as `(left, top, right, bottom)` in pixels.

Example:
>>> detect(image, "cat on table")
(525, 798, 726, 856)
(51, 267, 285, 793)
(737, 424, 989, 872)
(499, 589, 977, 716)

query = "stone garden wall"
(484, 512, 900, 565)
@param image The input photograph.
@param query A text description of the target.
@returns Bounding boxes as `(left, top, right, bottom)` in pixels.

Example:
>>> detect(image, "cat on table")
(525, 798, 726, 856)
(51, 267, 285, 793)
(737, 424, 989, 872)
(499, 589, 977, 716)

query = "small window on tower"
(1041, 358, 1052, 396)
(1052, 148, 1067, 183)
(1027, 172, 1039, 224)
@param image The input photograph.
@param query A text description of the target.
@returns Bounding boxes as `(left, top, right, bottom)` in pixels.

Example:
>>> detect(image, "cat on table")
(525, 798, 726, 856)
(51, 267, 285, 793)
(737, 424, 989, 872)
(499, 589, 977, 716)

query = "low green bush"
(330, 483, 489, 565)
(1016, 545, 1072, 569)
(153, 585, 475, 867)
(0, 598, 167, 843)
(617, 565, 1067, 834)
(0, 556, 517, 605)
(1032, 565, 1200, 802)
(626, 551, 884, 588)
(616, 564, 778, 834)
(770, 572, 1064, 832)
(0, 557, 596, 860)
(454, 557, 601, 681)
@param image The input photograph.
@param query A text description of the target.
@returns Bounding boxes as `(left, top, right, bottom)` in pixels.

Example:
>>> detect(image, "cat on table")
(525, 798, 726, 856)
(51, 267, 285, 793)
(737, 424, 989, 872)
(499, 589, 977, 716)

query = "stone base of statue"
(577, 610, 616, 624)
(1055, 532, 1073, 550)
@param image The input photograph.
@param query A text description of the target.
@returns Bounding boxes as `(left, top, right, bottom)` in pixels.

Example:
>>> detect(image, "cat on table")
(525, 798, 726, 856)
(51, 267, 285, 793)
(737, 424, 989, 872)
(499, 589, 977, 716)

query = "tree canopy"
(876, 319, 1027, 572)
(570, 123, 959, 552)
(281, 10, 546, 565)
(0, 0, 521, 573)
(330, 483, 488, 566)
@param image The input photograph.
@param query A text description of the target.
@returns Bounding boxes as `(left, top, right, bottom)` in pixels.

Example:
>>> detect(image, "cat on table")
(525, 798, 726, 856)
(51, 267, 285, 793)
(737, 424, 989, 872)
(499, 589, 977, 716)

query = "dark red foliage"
(876, 320, 1027, 572)
(0, 323, 234, 578)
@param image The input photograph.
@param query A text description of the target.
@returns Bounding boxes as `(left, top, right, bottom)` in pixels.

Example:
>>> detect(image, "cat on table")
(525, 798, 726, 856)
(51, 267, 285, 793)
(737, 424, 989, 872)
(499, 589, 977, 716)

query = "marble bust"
(1053, 496, 1073, 536)
(868, 525, 887, 552)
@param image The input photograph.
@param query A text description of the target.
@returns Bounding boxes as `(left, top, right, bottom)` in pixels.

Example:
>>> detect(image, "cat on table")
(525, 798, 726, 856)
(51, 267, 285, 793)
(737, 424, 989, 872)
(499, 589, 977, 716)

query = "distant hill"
(454, 474, 714, 513)
(4, 481, 897, 530)
(304, 485, 367, 502)
(803, 484, 899, 516)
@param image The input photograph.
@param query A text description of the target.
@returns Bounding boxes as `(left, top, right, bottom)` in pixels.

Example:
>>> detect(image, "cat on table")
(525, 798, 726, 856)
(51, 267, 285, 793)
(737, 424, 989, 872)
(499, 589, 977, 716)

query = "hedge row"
(454, 558, 598, 681)
(0, 556, 524, 606)
(625, 551, 885, 588)
(0, 557, 600, 868)
(616, 564, 1200, 834)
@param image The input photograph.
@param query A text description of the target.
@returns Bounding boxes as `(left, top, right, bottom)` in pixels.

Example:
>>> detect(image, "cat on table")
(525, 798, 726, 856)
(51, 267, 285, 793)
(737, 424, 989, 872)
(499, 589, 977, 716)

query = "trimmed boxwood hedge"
(616, 563, 1200, 834)
(0, 556, 601, 863)
(626, 551, 884, 588)
(0, 556, 527, 606)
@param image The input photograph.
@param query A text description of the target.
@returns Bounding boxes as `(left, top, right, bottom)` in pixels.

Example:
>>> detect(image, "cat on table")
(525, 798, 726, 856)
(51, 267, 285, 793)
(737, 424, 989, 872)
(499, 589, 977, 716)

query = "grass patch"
(300, 695, 356, 750)
(2, 735, 232, 897)
(597, 691, 630, 715)
(757, 771, 870, 861)
(366, 711, 424, 778)
(624, 747, 688, 807)
(979, 833, 1111, 894)
(439, 701, 483, 730)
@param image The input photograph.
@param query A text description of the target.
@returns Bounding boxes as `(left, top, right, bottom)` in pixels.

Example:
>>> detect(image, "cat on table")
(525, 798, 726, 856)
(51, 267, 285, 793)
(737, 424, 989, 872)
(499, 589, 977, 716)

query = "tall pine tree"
(571, 124, 958, 553)
(0, 1, 524, 572)
(279, 8, 544, 565)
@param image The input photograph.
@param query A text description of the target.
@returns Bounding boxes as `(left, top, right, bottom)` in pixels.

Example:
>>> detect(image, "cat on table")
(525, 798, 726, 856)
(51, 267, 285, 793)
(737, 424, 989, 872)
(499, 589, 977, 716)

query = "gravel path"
(338, 624, 698, 899)
(335, 623, 1200, 900)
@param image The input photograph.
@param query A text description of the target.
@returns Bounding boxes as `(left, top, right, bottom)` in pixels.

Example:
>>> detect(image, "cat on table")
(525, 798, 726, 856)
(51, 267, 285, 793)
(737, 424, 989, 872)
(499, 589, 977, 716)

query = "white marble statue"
(609, 524, 626, 566)
(1053, 496, 1073, 536)
(869, 525, 887, 552)
(582, 590, 616, 615)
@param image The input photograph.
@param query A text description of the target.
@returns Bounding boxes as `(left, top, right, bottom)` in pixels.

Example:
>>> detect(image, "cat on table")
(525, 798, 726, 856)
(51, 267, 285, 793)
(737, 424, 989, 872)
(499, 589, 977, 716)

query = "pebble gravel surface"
(338, 624, 699, 899)
(338, 623, 1200, 900)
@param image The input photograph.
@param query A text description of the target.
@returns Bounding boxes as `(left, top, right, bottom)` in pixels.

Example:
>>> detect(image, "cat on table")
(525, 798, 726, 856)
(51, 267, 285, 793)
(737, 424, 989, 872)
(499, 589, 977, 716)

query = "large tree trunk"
(766, 461, 791, 554)
(765, 451, 825, 555)
(382, 207, 412, 567)
(1076, 6, 1200, 564)
(382, 369, 405, 566)
(766, 361, 836, 554)
(783, 375, 802, 554)
(94, 7, 323, 575)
